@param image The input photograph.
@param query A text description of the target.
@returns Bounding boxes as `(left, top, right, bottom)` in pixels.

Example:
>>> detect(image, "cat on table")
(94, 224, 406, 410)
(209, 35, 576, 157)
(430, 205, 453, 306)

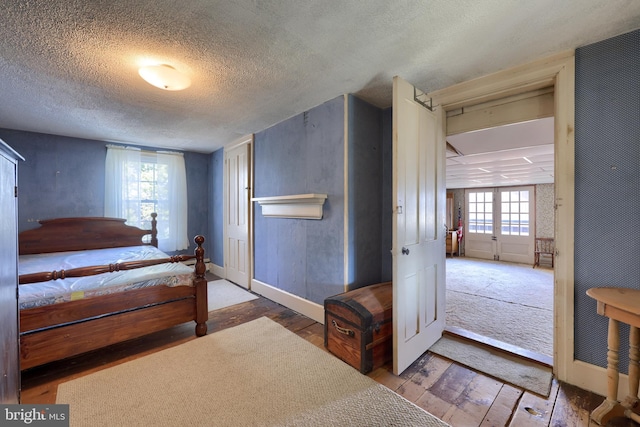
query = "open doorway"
(428, 51, 575, 383)
(443, 112, 555, 364)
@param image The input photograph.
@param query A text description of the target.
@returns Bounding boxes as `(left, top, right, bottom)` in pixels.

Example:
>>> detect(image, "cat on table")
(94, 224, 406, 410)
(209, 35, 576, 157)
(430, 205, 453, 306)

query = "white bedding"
(19, 245, 194, 310)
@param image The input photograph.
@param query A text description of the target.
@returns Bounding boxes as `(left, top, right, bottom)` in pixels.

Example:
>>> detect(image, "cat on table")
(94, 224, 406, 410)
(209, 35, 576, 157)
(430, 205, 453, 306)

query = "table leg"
(591, 318, 623, 424)
(622, 326, 640, 411)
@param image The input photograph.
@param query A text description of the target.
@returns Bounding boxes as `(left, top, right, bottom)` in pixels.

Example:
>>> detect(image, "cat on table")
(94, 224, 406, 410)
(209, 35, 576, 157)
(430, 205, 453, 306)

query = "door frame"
(429, 51, 576, 384)
(223, 135, 253, 288)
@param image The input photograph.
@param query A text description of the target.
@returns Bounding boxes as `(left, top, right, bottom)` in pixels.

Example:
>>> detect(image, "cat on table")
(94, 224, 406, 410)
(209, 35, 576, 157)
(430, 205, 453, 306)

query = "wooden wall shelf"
(252, 193, 328, 220)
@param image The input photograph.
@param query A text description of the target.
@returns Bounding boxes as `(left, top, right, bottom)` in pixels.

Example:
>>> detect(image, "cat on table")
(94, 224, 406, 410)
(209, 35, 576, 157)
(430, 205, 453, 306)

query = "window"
(468, 191, 493, 234)
(500, 190, 530, 236)
(105, 145, 188, 252)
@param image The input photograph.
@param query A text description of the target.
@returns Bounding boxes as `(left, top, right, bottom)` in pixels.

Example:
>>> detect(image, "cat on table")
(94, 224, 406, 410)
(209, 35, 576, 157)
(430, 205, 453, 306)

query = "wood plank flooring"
(20, 293, 635, 427)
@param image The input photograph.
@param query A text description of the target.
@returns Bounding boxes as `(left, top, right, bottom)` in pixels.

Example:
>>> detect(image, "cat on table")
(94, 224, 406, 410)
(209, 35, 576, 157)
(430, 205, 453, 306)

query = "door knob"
(402, 247, 410, 255)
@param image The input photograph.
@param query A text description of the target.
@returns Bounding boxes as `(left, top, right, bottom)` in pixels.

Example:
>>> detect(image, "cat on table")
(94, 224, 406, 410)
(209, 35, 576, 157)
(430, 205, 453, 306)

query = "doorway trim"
(428, 52, 577, 385)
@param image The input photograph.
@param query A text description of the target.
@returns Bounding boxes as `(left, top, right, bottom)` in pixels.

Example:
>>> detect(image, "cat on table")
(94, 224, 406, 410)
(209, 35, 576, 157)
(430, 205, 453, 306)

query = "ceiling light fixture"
(138, 64, 191, 91)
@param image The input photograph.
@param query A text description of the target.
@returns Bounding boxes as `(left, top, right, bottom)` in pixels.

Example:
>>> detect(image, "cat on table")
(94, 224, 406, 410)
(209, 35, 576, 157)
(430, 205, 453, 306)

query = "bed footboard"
(18, 228, 208, 370)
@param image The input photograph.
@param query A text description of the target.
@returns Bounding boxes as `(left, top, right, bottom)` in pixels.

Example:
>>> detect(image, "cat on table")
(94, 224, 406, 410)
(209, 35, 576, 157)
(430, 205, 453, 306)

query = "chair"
(533, 237, 554, 268)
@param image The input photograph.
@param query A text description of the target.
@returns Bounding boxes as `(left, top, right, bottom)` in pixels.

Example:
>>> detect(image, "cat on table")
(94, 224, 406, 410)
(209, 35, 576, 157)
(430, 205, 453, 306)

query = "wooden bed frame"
(18, 214, 208, 370)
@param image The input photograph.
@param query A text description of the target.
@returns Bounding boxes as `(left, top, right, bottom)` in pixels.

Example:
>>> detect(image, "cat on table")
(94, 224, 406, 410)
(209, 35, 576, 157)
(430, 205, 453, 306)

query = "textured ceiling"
(1, 1, 639, 154)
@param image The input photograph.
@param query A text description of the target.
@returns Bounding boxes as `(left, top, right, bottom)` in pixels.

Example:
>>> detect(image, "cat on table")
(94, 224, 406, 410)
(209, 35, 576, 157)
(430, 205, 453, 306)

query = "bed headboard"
(19, 214, 158, 255)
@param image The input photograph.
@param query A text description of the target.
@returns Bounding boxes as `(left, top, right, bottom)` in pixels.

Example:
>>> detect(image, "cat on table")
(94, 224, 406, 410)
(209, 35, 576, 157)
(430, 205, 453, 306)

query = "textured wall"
(0, 128, 211, 256)
(2, 130, 106, 228)
(210, 148, 224, 266)
(347, 95, 384, 289)
(535, 183, 554, 239)
(574, 29, 640, 372)
(253, 96, 346, 304)
(183, 150, 210, 255)
(381, 108, 393, 281)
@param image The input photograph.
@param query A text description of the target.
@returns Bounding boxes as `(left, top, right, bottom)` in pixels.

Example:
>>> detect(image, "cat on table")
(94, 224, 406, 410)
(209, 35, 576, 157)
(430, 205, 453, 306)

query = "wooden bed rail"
(19, 235, 206, 285)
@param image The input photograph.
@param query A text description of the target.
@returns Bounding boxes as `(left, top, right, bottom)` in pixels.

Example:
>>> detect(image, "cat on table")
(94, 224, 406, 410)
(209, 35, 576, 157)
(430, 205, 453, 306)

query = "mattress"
(19, 245, 194, 310)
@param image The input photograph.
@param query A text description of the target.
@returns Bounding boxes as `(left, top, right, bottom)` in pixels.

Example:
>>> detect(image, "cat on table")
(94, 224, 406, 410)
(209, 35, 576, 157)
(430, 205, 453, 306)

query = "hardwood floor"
(21, 293, 633, 427)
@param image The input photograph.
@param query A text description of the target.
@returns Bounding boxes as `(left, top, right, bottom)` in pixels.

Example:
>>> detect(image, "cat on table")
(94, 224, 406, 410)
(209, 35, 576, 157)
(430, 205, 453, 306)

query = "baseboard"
(210, 263, 225, 278)
(568, 359, 625, 399)
(251, 278, 324, 324)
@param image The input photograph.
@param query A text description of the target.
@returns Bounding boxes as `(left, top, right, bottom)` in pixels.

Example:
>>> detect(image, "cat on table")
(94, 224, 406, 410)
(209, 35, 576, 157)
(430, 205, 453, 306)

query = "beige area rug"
(56, 317, 449, 427)
(207, 279, 258, 311)
(446, 257, 554, 357)
(430, 335, 553, 397)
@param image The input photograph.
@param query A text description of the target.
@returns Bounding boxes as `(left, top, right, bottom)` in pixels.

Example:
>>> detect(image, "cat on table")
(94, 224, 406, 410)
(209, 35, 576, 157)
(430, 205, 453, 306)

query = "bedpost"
(193, 235, 208, 337)
(150, 213, 158, 248)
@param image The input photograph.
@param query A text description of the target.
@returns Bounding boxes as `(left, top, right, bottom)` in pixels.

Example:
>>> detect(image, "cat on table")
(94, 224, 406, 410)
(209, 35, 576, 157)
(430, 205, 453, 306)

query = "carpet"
(56, 317, 449, 427)
(207, 279, 258, 311)
(429, 335, 553, 397)
(446, 257, 554, 357)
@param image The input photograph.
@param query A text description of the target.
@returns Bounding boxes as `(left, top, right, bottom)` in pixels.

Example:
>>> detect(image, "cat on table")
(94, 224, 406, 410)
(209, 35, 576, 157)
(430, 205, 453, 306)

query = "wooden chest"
(324, 282, 392, 374)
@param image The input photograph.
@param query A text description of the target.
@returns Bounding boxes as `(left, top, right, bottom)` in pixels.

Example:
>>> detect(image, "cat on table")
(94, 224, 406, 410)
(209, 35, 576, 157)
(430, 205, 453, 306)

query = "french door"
(464, 186, 535, 264)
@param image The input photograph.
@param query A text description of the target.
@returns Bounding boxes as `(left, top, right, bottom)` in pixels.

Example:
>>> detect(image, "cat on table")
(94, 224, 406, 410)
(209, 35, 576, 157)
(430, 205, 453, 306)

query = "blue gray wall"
(351, 99, 393, 287)
(2, 130, 106, 224)
(210, 148, 224, 266)
(0, 129, 211, 256)
(347, 95, 387, 288)
(184, 150, 210, 253)
(574, 29, 640, 372)
(252, 95, 389, 304)
(381, 107, 393, 281)
(253, 96, 346, 304)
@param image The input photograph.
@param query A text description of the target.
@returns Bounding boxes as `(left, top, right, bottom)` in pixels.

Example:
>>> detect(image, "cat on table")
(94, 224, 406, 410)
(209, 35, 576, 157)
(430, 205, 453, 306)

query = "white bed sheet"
(19, 245, 194, 310)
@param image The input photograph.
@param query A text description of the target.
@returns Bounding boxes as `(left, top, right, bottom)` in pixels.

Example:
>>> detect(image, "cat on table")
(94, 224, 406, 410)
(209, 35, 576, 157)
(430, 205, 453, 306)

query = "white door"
(224, 141, 250, 288)
(497, 186, 535, 264)
(392, 76, 446, 375)
(464, 188, 496, 260)
(464, 186, 535, 263)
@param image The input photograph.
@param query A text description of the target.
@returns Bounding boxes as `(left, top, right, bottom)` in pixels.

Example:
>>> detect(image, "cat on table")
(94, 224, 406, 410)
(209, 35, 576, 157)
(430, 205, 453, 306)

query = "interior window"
(500, 190, 530, 236)
(468, 191, 493, 234)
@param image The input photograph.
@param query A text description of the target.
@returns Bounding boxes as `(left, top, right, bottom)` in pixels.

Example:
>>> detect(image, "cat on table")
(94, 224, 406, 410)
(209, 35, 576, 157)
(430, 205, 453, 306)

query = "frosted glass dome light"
(138, 64, 191, 91)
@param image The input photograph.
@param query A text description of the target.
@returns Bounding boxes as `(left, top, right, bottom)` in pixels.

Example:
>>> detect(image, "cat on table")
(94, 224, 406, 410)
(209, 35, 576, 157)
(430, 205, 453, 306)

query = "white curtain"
(105, 145, 189, 252)
(105, 145, 141, 221)
(156, 150, 189, 251)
